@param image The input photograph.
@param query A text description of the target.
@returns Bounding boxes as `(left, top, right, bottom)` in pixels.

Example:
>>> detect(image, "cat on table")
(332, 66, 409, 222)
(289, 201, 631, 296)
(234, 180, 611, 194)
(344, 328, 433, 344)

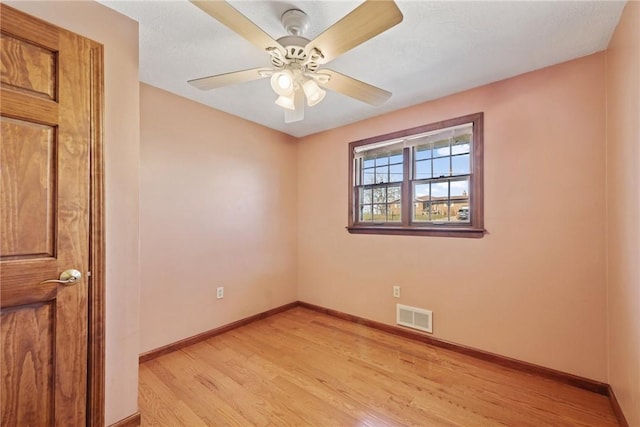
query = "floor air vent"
(397, 304, 433, 333)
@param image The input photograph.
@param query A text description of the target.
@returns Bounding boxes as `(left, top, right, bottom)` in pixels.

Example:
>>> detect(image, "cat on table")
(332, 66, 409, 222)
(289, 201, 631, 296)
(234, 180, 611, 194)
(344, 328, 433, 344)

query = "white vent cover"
(397, 304, 433, 333)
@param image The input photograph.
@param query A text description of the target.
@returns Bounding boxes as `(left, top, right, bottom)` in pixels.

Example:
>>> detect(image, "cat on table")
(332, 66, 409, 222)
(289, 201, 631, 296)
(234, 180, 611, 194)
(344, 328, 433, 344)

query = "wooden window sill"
(346, 225, 486, 238)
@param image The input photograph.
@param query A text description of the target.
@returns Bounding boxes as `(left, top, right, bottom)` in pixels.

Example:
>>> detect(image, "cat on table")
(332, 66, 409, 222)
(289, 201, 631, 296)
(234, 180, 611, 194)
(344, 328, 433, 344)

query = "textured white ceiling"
(100, 0, 625, 137)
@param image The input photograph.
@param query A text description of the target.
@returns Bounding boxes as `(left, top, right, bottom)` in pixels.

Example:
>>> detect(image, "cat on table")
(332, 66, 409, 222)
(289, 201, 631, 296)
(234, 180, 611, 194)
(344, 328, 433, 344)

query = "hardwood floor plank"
(146, 354, 248, 426)
(186, 342, 312, 425)
(139, 307, 619, 426)
(139, 364, 209, 426)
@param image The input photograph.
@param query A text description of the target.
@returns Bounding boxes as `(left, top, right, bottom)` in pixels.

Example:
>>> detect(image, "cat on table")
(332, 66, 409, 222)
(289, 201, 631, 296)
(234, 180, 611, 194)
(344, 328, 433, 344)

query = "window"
(347, 113, 484, 237)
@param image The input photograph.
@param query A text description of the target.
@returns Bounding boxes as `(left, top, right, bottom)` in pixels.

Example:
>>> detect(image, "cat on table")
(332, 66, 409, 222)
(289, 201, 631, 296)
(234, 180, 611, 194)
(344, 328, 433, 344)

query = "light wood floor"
(139, 307, 619, 426)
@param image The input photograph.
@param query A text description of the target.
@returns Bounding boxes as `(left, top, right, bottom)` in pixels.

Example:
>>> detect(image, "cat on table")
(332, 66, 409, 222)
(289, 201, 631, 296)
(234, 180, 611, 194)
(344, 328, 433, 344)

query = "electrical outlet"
(393, 286, 401, 298)
(216, 286, 224, 299)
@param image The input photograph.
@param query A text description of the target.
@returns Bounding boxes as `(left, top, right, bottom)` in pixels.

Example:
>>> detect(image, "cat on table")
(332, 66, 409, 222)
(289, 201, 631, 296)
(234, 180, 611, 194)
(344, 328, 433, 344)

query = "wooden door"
(0, 5, 103, 426)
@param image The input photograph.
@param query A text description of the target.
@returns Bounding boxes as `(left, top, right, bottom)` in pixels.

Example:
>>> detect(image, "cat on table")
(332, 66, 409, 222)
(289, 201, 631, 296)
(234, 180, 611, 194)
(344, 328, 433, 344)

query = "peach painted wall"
(298, 53, 608, 381)
(139, 84, 298, 353)
(606, 1, 640, 425)
(4, 1, 141, 425)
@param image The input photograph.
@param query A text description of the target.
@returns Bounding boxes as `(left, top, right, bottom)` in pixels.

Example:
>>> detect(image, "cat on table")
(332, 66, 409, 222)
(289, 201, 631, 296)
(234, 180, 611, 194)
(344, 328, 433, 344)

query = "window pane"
(415, 145, 431, 160)
(372, 204, 387, 221)
(452, 200, 470, 223)
(452, 137, 470, 155)
(433, 139, 450, 157)
(414, 183, 429, 199)
(415, 159, 431, 180)
(433, 157, 449, 178)
(451, 179, 470, 223)
(358, 186, 403, 223)
(387, 185, 401, 222)
(375, 156, 389, 166)
(414, 200, 433, 222)
(372, 187, 386, 204)
(431, 181, 448, 198)
(361, 205, 372, 221)
(414, 181, 450, 222)
(387, 203, 401, 222)
(375, 166, 389, 183)
(363, 168, 375, 185)
(452, 154, 470, 176)
(361, 188, 372, 204)
(412, 180, 470, 223)
(389, 153, 403, 164)
(414, 202, 428, 222)
(431, 201, 450, 222)
(387, 185, 401, 202)
(363, 158, 374, 168)
(450, 179, 469, 198)
(389, 163, 403, 182)
(413, 183, 430, 222)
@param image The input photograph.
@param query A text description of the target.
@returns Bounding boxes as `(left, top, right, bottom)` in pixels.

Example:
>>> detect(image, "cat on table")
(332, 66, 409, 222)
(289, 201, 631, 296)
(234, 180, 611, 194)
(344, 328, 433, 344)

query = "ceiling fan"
(188, 0, 403, 123)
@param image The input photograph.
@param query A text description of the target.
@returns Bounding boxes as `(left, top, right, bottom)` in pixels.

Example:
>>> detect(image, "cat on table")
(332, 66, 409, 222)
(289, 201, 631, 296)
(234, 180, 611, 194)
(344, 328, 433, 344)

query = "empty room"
(0, 1, 638, 426)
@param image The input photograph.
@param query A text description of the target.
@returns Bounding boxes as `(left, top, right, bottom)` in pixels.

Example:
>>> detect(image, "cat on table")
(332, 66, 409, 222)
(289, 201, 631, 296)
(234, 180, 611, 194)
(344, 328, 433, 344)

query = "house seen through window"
(348, 113, 484, 237)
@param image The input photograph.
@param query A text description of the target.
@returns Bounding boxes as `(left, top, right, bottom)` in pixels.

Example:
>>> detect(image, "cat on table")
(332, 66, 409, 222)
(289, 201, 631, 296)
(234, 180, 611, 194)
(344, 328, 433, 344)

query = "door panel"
(1, 302, 55, 426)
(0, 117, 56, 259)
(0, 4, 100, 426)
(0, 33, 57, 100)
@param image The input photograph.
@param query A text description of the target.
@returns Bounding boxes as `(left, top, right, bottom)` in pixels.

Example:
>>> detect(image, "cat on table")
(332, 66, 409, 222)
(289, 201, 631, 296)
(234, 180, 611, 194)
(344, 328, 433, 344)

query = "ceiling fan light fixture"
(302, 79, 326, 107)
(275, 94, 296, 110)
(270, 70, 294, 96)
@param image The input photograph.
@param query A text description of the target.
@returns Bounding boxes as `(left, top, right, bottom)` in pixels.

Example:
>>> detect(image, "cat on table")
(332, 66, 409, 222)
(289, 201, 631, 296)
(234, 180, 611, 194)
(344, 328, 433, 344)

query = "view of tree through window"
(359, 149, 403, 222)
(348, 113, 484, 237)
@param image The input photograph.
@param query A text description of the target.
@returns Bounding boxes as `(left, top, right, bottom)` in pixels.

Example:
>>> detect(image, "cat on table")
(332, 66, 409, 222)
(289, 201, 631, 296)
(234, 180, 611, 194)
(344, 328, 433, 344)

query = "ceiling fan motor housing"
(281, 9, 309, 36)
(271, 9, 322, 72)
(272, 34, 321, 73)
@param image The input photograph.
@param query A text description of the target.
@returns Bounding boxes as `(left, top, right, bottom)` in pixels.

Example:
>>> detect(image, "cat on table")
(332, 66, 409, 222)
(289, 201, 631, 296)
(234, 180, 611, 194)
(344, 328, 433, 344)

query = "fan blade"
(188, 68, 269, 90)
(318, 69, 391, 106)
(190, 1, 283, 53)
(306, 0, 403, 64)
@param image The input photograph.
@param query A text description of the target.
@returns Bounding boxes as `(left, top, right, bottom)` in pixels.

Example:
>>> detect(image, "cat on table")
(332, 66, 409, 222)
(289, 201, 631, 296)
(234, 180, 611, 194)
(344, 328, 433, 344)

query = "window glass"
(363, 168, 375, 185)
(389, 153, 403, 164)
(361, 205, 372, 221)
(375, 166, 389, 184)
(452, 154, 470, 176)
(362, 188, 372, 204)
(375, 156, 389, 166)
(452, 137, 470, 155)
(433, 139, 450, 157)
(389, 163, 403, 182)
(358, 185, 401, 223)
(432, 157, 449, 178)
(415, 160, 430, 180)
(415, 145, 431, 160)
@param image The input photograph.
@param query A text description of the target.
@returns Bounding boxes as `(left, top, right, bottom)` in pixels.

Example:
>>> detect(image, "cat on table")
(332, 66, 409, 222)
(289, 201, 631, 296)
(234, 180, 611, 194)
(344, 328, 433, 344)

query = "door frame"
(87, 43, 106, 427)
